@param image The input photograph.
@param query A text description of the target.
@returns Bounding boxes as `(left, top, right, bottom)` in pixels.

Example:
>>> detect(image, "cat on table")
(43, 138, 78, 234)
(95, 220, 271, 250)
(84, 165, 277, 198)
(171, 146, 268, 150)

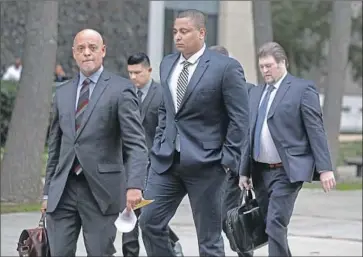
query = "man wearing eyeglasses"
(42, 29, 148, 256)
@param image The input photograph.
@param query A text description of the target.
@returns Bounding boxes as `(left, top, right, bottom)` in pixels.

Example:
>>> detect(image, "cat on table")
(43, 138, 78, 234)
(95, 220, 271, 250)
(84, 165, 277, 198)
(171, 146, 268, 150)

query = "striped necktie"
(176, 61, 191, 110)
(73, 78, 91, 175)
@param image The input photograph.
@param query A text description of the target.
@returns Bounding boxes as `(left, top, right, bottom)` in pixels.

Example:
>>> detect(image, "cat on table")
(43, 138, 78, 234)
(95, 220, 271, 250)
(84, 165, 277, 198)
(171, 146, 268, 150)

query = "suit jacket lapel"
(267, 74, 291, 119)
(140, 81, 157, 121)
(162, 54, 179, 115)
(177, 50, 210, 114)
(75, 71, 110, 139)
(69, 77, 79, 138)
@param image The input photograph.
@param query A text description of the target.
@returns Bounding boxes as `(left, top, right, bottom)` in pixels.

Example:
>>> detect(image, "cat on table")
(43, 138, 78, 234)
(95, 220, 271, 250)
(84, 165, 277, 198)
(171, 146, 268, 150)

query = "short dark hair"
(209, 45, 229, 56)
(176, 9, 206, 29)
(127, 52, 150, 67)
(257, 42, 289, 67)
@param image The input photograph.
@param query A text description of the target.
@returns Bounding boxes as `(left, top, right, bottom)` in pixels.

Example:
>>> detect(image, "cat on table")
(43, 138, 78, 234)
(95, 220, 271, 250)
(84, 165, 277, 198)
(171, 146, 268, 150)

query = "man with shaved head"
(139, 9, 249, 257)
(42, 29, 149, 256)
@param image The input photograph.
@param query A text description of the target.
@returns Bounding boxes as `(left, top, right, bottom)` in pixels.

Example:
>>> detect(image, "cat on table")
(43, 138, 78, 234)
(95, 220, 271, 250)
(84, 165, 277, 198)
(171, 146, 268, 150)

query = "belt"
(255, 161, 283, 169)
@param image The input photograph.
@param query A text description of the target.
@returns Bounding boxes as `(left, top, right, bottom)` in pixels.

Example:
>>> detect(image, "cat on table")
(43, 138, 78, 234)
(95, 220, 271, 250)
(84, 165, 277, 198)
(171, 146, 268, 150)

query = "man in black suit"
(139, 10, 249, 257)
(209, 45, 253, 257)
(123, 52, 184, 257)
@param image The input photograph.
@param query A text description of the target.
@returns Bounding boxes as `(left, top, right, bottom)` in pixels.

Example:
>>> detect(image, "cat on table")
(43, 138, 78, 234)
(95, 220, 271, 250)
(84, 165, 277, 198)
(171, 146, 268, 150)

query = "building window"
(163, 8, 219, 56)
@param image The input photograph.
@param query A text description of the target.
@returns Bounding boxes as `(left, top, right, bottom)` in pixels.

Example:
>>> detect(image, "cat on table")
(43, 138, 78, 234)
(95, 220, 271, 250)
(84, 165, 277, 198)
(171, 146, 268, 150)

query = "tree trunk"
(322, 1, 352, 173)
(252, 0, 273, 84)
(1, 0, 58, 203)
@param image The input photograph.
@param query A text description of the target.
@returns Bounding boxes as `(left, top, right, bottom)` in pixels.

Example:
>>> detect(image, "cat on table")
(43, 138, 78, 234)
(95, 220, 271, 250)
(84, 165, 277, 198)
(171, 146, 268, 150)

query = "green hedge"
(0, 80, 18, 146)
(0, 80, 59, 147)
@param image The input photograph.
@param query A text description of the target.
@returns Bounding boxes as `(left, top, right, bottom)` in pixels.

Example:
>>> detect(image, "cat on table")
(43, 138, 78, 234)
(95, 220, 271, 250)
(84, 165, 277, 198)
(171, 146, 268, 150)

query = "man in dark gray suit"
(42, 29, 148, 256)
(139, 10, 249, 257)
(209, 45, 253, 257)
(239, 42, 336, 257)
(122, 52, 184, 257)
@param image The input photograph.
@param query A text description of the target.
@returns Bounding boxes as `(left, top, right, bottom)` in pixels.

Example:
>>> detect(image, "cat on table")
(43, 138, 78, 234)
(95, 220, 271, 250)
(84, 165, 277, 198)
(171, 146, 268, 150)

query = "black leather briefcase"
(225, 189, 268, 254)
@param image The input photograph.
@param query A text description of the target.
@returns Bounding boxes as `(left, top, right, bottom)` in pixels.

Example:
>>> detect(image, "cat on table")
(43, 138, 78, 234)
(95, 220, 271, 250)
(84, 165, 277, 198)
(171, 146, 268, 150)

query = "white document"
(114, 208, 137, 233)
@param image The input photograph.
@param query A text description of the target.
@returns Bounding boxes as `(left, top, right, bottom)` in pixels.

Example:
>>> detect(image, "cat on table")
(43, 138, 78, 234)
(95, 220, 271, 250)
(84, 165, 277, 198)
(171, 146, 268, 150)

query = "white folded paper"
(114, 208, 137, 233)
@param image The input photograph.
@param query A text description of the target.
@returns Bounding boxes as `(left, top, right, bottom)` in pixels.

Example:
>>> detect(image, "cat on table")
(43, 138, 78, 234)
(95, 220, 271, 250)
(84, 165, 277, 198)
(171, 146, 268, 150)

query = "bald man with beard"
(42, 29, 148, 256)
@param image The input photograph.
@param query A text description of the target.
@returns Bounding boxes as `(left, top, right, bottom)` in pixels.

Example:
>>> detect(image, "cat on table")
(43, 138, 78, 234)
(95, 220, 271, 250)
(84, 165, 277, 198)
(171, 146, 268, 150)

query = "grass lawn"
(1, 202, 41, 214)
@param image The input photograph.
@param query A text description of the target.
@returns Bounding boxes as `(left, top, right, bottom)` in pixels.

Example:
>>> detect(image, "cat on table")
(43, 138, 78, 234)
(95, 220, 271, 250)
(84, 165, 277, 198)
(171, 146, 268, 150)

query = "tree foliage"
(349, 6, 362, 83)
(272, 0, 362, 83)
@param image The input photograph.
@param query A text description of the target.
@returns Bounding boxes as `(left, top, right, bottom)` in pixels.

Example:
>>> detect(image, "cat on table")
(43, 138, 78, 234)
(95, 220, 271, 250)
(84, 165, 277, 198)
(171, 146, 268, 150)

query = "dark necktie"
(137, 89, 143, 103)
(176, 61, 191, 110)
(74, 78, 91, 175)
(253, 85, 276, 159)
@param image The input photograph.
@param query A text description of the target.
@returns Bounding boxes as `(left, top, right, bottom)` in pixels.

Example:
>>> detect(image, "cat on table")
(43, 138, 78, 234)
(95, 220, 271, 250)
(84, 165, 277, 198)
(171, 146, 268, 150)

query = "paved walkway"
(2, 189, 362, 256)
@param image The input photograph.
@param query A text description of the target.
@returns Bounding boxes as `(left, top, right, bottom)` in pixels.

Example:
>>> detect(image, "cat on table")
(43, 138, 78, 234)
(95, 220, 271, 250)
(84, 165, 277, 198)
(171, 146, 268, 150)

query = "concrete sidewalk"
(1, 189, 362, 256)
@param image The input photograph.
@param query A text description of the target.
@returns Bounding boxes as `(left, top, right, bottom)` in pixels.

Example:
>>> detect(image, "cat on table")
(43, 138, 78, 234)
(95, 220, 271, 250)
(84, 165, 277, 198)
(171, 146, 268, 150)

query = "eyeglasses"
(74, 45, 99, 54)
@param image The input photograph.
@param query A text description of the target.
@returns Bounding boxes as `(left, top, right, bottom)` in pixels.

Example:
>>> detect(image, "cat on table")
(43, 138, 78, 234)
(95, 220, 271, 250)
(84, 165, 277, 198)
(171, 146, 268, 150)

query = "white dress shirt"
(168, 44, 206, 151)
(169, 44, 206, 113)
(2, 65, 22, 81)
(255, 72, 287, 164)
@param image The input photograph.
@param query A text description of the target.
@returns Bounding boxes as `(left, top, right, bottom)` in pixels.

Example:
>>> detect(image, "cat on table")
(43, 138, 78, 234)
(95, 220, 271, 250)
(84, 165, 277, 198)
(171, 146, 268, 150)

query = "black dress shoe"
(173, 241, 184, 257)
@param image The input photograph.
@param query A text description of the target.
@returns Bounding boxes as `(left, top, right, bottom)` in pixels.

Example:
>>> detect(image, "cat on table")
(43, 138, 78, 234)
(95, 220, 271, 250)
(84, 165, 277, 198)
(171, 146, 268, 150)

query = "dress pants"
(46, 172, 118, 256)
(253, 164, 302, 257)
(139, 152, 225, 257)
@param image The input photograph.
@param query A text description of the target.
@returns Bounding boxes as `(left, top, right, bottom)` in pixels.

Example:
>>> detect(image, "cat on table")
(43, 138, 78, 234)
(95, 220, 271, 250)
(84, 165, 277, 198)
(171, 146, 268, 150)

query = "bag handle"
(239, 188, 255, 205)
(38, 212, 46, 228)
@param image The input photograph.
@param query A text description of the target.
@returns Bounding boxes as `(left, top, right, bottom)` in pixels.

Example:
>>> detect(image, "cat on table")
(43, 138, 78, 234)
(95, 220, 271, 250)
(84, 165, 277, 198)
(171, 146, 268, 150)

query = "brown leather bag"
(16, 212, 51, 257)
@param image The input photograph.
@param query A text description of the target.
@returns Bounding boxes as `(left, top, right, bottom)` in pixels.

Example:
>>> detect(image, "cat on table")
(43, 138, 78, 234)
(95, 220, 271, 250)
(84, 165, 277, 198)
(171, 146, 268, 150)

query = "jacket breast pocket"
(196, 89, 217, 102)
(287, 146, 310, 156)
(96, 105, 113, 122)
(97, 164, 122, 173)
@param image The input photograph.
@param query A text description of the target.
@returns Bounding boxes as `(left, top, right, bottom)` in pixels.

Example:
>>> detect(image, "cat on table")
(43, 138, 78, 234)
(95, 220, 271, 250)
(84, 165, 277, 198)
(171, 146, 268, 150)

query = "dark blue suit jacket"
(240, 73, 332, 182)
(150, 49, 249, 174)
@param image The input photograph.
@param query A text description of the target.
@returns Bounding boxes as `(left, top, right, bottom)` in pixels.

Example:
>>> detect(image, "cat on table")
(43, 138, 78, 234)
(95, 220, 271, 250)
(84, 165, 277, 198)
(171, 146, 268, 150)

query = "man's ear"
(199, 28, 206, 40)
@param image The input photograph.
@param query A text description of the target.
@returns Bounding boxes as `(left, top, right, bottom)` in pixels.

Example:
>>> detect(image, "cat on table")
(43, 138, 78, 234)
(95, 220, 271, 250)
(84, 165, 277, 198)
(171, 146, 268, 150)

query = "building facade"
(147, 0, 258, 84)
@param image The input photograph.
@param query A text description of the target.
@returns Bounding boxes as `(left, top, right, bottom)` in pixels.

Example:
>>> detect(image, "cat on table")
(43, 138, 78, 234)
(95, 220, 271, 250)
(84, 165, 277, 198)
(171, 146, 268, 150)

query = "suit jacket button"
(174, 119, 178, 122)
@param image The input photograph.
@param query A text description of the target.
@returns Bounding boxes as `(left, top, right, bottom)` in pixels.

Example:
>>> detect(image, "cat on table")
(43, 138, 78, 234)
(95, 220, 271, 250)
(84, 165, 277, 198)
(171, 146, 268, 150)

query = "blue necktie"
(253, 85, 276, 159)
